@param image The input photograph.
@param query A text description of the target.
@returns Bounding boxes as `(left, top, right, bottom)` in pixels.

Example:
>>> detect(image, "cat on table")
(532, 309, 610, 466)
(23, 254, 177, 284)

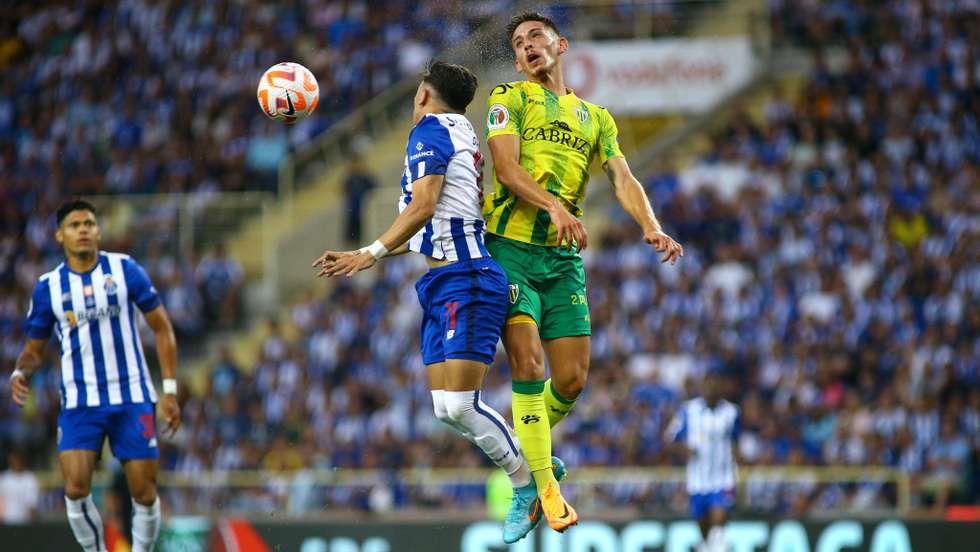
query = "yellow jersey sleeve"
(486, 83, 524, 140)
(597, 108, 624, 165)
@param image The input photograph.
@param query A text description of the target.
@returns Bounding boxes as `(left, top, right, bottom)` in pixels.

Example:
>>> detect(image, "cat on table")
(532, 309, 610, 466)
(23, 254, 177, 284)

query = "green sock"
(511, 380, 552, 472)
(543, 378, 578, 428)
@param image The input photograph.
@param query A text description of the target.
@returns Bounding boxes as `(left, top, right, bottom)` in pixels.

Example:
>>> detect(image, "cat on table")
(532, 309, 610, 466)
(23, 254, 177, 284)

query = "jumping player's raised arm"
(313, 114, 451, 278)
(486, 86, 587, 251)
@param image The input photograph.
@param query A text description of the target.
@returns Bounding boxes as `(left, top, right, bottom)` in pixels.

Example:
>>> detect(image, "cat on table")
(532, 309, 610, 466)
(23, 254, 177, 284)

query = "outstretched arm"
(10, 339, 46, 406)
(605, 156, 683, 264)
(488, 135, 588, 251)
(314, 174, 445, 277)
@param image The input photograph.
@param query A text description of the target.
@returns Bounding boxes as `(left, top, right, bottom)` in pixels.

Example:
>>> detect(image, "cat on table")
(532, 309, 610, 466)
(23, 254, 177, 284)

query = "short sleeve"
(597, 108, 624, 165)
(485, 83, 524, 140)
(122, 258, 162, 313)
(24, 278, 55, 340)
(665, 408, 687, 442)
(407, 116, 454, 182)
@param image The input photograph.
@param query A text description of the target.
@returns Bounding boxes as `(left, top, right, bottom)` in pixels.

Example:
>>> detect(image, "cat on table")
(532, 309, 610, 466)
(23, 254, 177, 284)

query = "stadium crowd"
(2, 0, 979, 518)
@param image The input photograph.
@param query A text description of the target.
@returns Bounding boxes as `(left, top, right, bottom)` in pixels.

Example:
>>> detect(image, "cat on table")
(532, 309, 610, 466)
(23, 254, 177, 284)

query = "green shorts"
(485, 234, 591, 340)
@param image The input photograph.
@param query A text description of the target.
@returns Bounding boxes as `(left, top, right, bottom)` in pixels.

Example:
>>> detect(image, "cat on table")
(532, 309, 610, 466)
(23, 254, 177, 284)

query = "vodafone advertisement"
(563, 37, 756, 114)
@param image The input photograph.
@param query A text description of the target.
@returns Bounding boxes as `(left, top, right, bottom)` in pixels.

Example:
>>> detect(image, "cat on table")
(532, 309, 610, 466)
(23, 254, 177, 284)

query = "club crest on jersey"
(104, 276, 118, 295)
(576, 106, 589, 123)
(509, 284, 519, 305)
(488, 104, 509, 130)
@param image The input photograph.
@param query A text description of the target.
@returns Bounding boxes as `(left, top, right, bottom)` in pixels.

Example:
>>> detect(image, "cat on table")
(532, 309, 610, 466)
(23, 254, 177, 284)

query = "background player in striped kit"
(665, 371, 741, 552)
(10, 200, 181, 552)
(313, 61, 560, 544)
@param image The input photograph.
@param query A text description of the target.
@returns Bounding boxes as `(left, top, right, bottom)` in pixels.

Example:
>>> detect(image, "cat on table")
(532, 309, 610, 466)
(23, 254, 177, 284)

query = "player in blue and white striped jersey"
(315, 61, 562, 544)
(10, 200, 180, 552)
(665, 371, 740, 552)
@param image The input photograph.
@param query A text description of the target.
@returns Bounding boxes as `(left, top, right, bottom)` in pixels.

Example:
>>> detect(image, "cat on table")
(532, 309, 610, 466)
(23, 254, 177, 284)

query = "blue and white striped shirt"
(24, 252, 161, 410)
(398, 113, 489, 262)
(666, 397, 740, 494)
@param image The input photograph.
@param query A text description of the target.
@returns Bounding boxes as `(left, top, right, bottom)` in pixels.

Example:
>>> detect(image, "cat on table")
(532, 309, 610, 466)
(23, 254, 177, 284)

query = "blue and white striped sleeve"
(122, 258, 162, 313)
(407, 116, 455, 182)
(24, 277, 55, 340)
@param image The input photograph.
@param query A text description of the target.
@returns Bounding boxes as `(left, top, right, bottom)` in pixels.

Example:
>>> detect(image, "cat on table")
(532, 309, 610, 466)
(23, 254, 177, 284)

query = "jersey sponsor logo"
(409, 150, 435, 161)
(104, 276, 118, 295)
(487, 104, 509, 130)
(520, 126, 591, 154)
(69, 305, 122, 325)
(508, 284, 519, 305)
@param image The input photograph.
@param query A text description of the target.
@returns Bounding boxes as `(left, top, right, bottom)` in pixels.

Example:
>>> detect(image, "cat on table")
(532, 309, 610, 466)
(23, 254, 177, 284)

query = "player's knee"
(555, 370, 587, 400)
(443, 392, 474, 424)
(130, 482, 158, 505)
(511, 354, 546, 381)
(432, 398, 454, 426)
(64, 481, 91, 500)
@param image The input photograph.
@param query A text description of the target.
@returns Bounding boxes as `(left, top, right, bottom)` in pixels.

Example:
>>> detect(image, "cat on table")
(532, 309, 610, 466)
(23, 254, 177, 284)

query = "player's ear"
(55, 227, 64, 245)
(514, 59, 523, 74)
(557, 36, 569, 55)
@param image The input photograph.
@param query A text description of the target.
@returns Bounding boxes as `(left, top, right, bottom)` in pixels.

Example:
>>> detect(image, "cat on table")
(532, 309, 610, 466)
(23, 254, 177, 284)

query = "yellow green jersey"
(484, 80, 624, 247)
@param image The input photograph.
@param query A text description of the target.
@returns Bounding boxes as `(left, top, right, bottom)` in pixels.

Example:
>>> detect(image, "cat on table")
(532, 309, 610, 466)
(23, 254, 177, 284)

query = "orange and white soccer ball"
(257, 62, 319, 124)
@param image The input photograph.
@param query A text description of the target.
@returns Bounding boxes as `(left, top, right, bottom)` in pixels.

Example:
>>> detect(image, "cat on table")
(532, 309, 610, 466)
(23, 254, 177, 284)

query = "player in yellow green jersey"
(484, 11, 684, 533)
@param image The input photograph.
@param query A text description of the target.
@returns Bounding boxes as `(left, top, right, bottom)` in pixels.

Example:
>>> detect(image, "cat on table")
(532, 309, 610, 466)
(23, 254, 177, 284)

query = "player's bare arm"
(10, 338, 46, 407)
(314, 173, 446, 278)
(488, 134, 588, 251)
(604, 156, 683, 264)
(144, 306, 181, 437)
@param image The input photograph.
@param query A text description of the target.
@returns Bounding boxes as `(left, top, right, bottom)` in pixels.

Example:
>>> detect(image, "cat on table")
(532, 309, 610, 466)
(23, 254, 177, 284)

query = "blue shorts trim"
(58, 402, 159, 460)
(415, 258, 508, 366)
(689, 489, 735, 519)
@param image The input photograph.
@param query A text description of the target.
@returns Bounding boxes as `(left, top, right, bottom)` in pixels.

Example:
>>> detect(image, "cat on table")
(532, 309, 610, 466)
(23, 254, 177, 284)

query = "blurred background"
(0, 0, 978, 550)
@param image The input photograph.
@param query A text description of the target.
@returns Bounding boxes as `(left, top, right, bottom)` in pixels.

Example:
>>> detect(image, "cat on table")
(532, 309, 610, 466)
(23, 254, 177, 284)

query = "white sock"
(65, 495, 106, 552)
(708, 526, 726, 552)
(443, 390, 531, 488)
(131, 497, 161, 552)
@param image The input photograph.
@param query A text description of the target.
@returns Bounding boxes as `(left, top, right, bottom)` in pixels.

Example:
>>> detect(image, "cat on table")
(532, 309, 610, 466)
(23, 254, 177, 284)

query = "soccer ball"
(257, 62, 319, 124)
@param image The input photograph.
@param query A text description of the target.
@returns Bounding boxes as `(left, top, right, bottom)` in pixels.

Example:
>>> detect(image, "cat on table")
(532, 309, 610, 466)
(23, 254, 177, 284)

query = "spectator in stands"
(196, 243, 244, 330)
(342, 153, 378, 246)
(0, 451, 39, 524)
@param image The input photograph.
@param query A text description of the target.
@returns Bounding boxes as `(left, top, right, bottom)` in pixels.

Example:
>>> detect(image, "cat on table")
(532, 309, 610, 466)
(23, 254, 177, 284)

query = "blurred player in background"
(483, 11, 684, 531)
(665, 371, 740, 552)
(314, 61, 561, 544)
(9, 199, 181, 552)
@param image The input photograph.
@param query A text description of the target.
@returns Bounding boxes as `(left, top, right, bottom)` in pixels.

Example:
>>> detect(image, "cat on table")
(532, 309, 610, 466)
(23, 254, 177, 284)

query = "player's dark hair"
(506, 11, 561, 44)
(56, 199, 97, 226)
(421, 61, 478, 113)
